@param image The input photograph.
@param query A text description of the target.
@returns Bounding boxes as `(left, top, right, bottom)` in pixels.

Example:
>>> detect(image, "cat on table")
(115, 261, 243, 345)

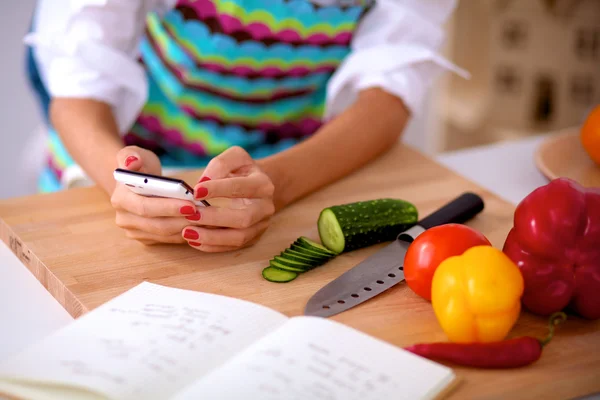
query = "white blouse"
(26, 0, 469, 136)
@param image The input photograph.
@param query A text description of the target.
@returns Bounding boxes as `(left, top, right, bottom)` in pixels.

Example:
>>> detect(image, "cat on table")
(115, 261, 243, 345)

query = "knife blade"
(304, 192, 484, 317)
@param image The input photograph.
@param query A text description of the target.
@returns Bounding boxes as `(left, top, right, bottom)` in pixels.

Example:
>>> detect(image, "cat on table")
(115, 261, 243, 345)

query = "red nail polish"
(186, 212, 201, 221)
(125, 156, 138, 167)
(200, 176, 211, 183)
(180, 206, 195, 215)
(195, 187, 208, 199)
(184, 229, 199, 240)
(189, 242, 202, 247)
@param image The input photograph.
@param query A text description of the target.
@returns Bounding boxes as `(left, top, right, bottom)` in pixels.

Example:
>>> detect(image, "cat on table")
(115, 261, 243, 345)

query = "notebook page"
(172, 316, 455, 400)
(0, 282, 287, 400)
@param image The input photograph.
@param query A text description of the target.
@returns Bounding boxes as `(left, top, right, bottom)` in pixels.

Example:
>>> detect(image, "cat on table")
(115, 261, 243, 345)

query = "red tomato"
(404, 224, 492, 301)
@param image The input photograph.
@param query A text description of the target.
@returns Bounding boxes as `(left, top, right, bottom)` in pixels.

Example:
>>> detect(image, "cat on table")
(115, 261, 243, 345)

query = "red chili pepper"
(404, 312, 567, 369)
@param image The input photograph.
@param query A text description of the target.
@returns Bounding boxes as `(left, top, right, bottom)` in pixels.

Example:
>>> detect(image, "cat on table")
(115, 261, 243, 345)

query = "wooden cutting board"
(1, 144, 598, 400)
(535, 128, 600, 188)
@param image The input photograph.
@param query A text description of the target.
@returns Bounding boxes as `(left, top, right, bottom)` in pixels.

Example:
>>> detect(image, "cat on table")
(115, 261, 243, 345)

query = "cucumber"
(262, 198, 418, 283)
(295, 237, 337, 256)
(262, 267, 298, 283)
(318, 198, 418, 254)
(269, 260, 306, 273)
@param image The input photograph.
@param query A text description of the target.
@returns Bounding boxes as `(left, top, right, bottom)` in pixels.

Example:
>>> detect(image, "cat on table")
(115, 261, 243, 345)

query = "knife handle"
(419, 192, 484, 230)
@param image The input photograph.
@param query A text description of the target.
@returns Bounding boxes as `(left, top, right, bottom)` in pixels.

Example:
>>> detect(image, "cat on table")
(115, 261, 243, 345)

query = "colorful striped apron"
(29, 0, 373, 192)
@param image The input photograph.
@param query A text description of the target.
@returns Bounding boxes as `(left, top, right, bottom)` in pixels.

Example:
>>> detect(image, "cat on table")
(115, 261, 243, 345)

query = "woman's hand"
(110, 146, 199, 245)
(181, 146, 276, 252)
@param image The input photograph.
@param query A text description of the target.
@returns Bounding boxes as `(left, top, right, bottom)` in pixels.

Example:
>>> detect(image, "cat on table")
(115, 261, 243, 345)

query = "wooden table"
(1, 144, 598, 400)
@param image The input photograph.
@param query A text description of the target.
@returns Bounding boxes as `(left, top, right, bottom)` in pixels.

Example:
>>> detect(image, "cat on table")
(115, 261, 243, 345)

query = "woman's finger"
(194, 173, 274, 201)
(116, 145, 163, 175)
(116, 146, 144, 171)
(123, 229, 186, 244)
(185, 243, 244, 253)
(181, 219, 270, 247)
(186, 234, 262, 252)
(115, 211, 193, 236)
(112, 187, 197, 218)
(199, 146, 254, 181)
(185, 200, 274, 229)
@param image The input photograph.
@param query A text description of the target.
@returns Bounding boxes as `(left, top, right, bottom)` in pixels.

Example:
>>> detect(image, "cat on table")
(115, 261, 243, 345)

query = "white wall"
(0, 1, 45, 199)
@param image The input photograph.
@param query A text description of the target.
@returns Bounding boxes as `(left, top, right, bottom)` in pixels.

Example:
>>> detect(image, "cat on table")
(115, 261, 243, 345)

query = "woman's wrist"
(50, 98, 125, 195)
(258, 157, 291, 211)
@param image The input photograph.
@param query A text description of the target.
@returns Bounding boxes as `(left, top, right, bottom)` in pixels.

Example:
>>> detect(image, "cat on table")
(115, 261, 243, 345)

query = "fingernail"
(186, 212, 201, 221)
(180, 206, 195, 215)
(184, 229, 199, 240)
(125, 156, 138, 167)
(200, 176, 211, 183)
(189, 242, 202, 247)
(195, 187, 208, 199)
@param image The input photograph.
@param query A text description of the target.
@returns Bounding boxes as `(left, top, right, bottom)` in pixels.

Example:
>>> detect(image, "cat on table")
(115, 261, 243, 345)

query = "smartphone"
(113, 168, 210, 207)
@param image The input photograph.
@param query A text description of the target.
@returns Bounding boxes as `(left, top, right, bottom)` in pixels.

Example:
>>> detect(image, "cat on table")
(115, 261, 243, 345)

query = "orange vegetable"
(581, 105, 600, 166)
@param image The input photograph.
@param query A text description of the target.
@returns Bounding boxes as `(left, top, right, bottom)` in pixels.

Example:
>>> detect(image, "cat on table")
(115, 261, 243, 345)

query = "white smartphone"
(113, 168, 210, 207)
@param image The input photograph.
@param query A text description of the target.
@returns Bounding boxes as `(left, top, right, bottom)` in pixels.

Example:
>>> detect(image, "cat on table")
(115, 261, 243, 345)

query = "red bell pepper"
(503, 178, 600, 320)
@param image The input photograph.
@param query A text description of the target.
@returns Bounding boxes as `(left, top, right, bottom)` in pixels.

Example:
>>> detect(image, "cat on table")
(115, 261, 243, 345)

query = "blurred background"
(0, 0, 45, 199)
(436, 0, 599, 151)
(0, 0, 599, 199)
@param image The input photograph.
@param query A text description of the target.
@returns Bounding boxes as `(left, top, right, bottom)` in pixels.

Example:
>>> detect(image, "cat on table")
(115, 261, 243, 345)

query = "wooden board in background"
(0, 144, 598, 400)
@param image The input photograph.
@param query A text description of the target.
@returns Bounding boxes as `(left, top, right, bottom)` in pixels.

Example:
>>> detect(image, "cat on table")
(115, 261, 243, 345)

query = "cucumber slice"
(290, 244, 334, 260)
(269, 260, 305, 273)
(262, 267, 298, 283)
(296, 237, 337, 256)
(282, 249, 325, 263)
(273, 256, 314, 270)
(318, 198, 418, 254)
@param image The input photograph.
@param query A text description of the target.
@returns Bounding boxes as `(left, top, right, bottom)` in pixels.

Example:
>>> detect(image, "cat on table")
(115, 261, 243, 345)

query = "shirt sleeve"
(25, 0, 177, 134)
(324, 0, 470, 119)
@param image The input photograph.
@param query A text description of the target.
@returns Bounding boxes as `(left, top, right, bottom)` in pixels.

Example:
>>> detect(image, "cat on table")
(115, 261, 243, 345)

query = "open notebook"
(0, 282, 457, 400)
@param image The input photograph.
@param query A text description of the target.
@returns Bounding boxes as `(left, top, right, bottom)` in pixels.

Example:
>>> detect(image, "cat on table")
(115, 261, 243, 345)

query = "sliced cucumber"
(296, 237, 337, 256)
(269, 260, 306, 273)
(281, 249, 326, 263)
(279, 251, 329, 270)
(273, 252, 318, 269)
(262, 235, 337, 283)
(273, 256, 314, 270)
(262, 267, 298, 283)
(290, 244, 334, 260)
(318, 198, 418, 254)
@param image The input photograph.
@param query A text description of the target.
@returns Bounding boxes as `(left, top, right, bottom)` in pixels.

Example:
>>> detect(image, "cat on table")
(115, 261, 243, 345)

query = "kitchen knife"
(304, 192, 484, 318)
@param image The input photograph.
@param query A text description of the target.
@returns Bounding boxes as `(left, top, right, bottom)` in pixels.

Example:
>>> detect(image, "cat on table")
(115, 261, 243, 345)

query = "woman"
(25, 0, 466, 252)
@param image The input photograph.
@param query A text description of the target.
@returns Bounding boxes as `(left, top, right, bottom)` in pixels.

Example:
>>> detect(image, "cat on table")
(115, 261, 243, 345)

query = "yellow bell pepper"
(431, 245, 524, 343)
